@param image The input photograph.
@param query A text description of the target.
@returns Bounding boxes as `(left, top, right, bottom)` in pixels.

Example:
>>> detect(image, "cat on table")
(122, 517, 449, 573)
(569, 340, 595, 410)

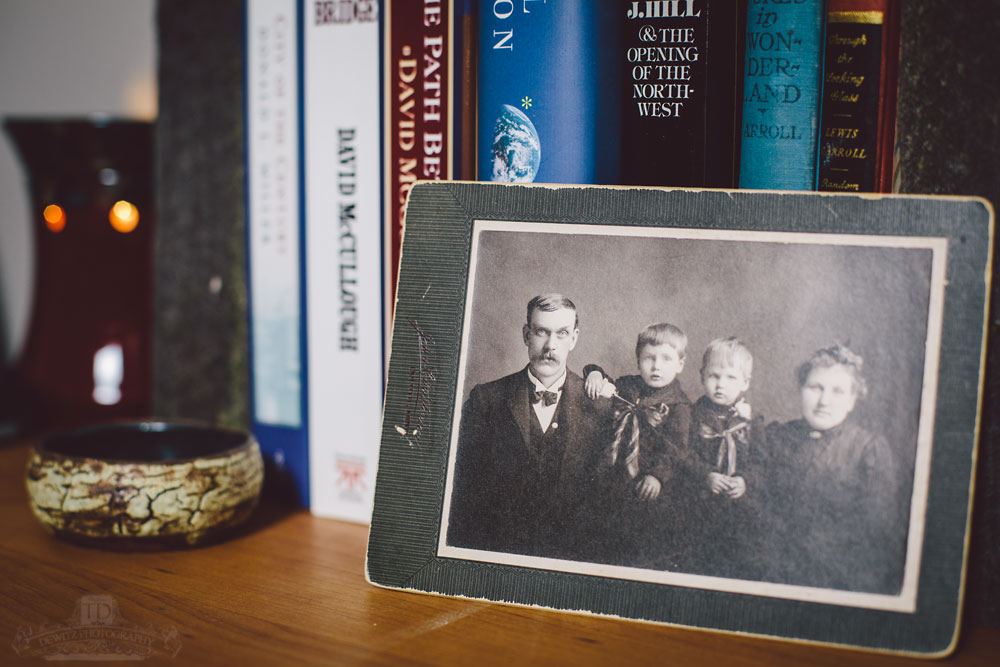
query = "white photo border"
(437, 219, 948, 614)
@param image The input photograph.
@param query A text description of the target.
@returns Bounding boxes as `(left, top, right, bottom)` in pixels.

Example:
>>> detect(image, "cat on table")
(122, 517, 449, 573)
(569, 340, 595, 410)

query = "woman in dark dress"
(762, 344, 908, 594)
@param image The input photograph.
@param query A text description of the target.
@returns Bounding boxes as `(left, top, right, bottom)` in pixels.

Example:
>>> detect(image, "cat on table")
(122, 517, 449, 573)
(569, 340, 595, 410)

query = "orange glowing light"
(109, 200, 139, 233)
(43, 204, 66, 232)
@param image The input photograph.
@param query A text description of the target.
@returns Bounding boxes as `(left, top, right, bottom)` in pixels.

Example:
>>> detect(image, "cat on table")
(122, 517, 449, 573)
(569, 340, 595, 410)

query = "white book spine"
(247, 0, 303, 430)
(303, 0, 382, 523)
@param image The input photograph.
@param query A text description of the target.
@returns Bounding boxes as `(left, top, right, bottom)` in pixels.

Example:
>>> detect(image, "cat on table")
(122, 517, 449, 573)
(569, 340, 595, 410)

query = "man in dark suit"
(446, 294, 608, 560)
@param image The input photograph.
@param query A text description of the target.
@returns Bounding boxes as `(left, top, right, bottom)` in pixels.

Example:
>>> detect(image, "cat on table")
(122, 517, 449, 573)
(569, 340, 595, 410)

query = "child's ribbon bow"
(609, 394, 668, 479)
(699, 421, 749, 476)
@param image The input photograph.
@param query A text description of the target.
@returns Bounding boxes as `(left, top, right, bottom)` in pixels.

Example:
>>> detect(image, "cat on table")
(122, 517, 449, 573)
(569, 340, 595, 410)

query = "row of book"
(244, 0, 900, 522)
(477, 0, 899, 192)
(742, 0, 900, 192)
(245, 0, 472, 521)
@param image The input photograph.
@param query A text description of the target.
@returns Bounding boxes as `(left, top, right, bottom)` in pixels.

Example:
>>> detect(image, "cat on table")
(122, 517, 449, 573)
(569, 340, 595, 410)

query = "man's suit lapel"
(559, 373, 584, 470)
(560, 372, 609, 476)
(509, 368, 533, 452)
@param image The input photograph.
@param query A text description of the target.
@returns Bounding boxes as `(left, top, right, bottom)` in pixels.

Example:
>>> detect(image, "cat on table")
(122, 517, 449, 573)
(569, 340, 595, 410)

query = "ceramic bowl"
(25, 421, 264, 548)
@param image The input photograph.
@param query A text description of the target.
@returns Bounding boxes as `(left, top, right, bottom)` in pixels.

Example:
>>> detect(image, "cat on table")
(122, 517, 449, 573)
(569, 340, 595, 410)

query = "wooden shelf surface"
(1, 438, 996, 665)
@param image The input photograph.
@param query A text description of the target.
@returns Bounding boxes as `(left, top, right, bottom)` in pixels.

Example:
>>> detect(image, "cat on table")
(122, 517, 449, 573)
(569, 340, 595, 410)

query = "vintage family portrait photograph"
(438, 220, 946, 612)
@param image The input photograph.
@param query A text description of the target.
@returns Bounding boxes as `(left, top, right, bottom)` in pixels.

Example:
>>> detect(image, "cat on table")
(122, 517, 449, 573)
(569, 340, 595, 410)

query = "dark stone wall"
(896, 2, 1000, 629)
(154, 0, 247, 429)
(897, 3, 1000, 202)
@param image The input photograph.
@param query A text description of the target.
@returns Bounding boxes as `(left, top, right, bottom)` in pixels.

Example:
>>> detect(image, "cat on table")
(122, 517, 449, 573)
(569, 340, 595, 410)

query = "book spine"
(382, 0, 458, 357)
(245, 0, 310, 506)
(817, 0, 900, 193)
(620, 0, 744, 188)
(303, 0, 381, 523)
(454, 0, 478, 182)
(476, 0, 620, 184)
(738, 0, 826, 190)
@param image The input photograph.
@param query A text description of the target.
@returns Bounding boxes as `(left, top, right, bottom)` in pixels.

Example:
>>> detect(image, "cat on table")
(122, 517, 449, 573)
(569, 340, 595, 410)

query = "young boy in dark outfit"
(685, 337, 765, 579)
(584, 322, 692, 570)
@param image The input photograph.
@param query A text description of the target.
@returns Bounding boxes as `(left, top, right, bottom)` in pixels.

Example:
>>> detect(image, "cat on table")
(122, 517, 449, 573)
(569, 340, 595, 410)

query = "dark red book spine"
(817, 0, 900, 193)
(382, 1, 460, 351)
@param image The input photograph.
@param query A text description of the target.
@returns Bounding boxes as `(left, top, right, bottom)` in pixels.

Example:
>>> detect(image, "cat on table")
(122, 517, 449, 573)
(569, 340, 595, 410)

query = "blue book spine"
(477, 0, 620, 184)
(245, 0, 311, 506)
(738, 0, 826, 190)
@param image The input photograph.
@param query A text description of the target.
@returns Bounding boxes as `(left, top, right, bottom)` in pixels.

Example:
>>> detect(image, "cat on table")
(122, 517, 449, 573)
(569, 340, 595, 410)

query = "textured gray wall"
(896, 2, 1000, 628)
(154, 0, 247, 427)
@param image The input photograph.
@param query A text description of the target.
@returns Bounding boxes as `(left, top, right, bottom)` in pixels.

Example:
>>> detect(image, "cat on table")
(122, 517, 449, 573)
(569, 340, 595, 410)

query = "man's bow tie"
(532, 389, 559, 406)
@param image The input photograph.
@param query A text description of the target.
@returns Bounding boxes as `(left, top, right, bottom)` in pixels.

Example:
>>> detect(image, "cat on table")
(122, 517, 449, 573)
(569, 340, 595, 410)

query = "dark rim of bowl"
(34, 421, 254, 464)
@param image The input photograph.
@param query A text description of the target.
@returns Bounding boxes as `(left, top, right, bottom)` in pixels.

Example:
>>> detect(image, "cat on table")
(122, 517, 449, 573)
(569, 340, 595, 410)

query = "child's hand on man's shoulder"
(585, 370, 615, 400)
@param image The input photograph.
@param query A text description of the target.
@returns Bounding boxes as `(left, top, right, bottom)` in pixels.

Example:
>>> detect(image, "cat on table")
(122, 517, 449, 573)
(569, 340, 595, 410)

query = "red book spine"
(875, 0, 900, 191)
(382, 1, 458, 352)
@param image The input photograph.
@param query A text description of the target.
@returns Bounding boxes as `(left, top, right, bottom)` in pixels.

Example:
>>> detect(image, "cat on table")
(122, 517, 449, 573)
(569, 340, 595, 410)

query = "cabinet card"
(367, 182, 992, 656)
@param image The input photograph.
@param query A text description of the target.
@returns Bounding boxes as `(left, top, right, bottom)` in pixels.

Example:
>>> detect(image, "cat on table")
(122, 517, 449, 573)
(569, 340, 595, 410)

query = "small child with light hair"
(685, 336, 764, 578)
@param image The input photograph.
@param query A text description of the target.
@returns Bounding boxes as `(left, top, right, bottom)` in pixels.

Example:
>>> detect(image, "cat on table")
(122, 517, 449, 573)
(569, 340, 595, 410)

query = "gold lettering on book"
(826, 71, 865, 87)
(828, 11, 884, 25)
(822, 145, 867, 159)
(397, 50, 417, 151)
(397, 158, 417, 226)
(820, 177, 861, 192)
(824, 127, 859, 139)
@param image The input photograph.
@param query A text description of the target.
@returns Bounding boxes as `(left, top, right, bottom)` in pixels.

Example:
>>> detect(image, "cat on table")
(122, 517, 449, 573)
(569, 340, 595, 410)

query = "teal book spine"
(738, 0, 826, 190)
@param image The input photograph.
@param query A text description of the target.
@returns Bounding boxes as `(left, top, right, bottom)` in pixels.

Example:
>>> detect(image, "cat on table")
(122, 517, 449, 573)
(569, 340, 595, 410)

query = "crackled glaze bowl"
(25, 421, 264, 548)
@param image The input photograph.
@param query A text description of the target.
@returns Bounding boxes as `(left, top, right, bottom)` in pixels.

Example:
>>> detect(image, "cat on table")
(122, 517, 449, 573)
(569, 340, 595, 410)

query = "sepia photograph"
(368, 182, 991, 654)
(438, 220, 945, 612)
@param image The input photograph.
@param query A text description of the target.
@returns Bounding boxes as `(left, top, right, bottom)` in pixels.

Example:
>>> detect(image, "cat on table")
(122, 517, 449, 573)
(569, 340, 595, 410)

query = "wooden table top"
(1, 437, 995, 665)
